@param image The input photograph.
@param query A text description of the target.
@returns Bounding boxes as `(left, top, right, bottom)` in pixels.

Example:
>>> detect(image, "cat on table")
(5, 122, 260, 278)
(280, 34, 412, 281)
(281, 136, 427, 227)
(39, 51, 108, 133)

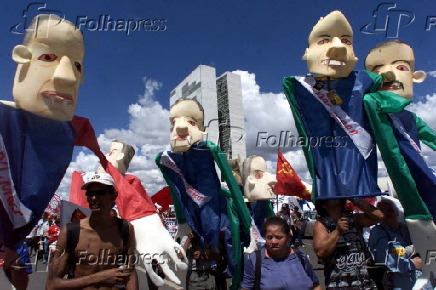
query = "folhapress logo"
(361, 3, 415, 38)
(11, 3, 167, 36)
(10, 3, 65, 35)
(76, 15, 166, 35)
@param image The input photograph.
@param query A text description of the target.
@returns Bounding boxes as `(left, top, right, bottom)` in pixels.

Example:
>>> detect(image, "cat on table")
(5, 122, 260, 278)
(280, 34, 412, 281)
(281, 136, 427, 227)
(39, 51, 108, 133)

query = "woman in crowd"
(369, 199, 421, 290)
(241, 216, 321, 289)
(313, 198, 383, 289)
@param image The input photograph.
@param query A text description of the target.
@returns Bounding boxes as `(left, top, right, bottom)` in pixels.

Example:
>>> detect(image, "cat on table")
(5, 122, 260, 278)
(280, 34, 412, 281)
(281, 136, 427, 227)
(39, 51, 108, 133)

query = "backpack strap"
(254, 250, 261, 290)
(117, 218, 130, 257)
(66, 221, 80, 279)
(291, 246, 306, 269)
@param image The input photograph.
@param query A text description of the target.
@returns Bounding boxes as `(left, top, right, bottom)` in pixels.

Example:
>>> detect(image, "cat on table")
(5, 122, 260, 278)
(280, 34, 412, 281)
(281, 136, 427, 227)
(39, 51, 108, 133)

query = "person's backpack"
(253, 246, 306, 290)
(65, 218, 130, 279)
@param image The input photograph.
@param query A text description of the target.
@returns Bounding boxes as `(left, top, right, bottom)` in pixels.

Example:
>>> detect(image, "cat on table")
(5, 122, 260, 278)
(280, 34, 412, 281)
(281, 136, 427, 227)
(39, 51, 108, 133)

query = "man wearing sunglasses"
(46, 173, 138, 290)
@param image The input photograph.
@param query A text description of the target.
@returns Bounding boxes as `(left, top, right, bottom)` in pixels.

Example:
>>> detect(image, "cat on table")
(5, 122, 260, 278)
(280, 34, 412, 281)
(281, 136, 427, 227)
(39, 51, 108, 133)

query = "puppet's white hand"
(130, 214, 187, 286)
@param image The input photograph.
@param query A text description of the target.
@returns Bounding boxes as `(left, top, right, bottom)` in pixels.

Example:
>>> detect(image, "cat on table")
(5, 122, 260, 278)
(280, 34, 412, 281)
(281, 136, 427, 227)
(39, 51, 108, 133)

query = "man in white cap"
(46, 172, 138, 290)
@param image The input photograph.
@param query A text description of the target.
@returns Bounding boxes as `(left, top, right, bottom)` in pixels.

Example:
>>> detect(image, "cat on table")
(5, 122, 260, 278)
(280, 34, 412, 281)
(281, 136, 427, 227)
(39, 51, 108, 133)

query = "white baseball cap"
(81, 172, 115, 190)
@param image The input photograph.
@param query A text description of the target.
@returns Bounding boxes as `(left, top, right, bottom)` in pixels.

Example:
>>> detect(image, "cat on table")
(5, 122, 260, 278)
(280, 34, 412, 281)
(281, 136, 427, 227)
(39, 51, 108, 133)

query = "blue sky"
(2, 0, 436, 197)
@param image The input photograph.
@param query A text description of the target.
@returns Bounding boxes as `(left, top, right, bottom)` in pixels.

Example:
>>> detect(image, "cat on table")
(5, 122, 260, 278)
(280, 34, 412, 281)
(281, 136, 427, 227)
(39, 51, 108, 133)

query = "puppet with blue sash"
(364, 40, 436, 288)
(156, 99, 251, 289)
(282, 11, 387, 201)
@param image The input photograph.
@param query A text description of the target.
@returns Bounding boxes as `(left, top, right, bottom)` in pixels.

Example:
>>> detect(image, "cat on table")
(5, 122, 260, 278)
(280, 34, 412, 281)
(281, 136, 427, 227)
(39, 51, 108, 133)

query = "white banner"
(295, 76, 374, 159)
(0, 134, 32, 229)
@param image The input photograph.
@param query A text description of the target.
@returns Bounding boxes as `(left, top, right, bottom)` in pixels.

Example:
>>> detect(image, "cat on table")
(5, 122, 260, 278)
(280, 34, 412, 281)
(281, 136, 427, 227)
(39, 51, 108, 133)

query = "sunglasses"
(85, 190, 113, 197)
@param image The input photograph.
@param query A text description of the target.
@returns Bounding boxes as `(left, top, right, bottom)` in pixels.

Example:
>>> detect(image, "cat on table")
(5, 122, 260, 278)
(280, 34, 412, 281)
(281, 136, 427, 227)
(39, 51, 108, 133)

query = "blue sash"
(160, 142, 228, 250)
(293, 72, 381, 199)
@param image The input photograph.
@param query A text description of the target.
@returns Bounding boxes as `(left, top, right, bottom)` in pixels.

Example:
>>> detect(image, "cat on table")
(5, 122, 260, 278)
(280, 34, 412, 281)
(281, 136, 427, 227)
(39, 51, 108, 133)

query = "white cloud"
(408, 93, 436, 168)
(234, 70, 297, 157)
(57, 77, 170, 200)
(233, 70, 310, 182)
(426, 71, 436, 78)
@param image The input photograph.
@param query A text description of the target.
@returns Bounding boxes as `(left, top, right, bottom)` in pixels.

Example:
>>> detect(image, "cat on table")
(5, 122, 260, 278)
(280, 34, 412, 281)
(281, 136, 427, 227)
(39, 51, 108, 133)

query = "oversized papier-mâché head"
(12, 14, 84, 121)
(169, 99, 205, 153)
(365, 40, 426, 100)
(105, 140, 136, 174)
(242, 155, 277, 202)
(303, 10, 358, 78)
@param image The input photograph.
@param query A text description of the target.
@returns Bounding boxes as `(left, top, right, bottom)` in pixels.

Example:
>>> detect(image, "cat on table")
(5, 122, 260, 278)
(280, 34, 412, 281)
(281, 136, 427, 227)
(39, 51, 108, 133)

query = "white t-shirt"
(36, 219, 49, 237)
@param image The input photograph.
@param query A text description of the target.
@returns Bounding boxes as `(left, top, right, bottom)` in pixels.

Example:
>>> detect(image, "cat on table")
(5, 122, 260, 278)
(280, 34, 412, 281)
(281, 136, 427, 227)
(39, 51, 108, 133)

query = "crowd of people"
(241, 197, 425, 290)
(2, 192, 426, 290)
(25, 212, 61, 264)
(0, 197, 429, 289)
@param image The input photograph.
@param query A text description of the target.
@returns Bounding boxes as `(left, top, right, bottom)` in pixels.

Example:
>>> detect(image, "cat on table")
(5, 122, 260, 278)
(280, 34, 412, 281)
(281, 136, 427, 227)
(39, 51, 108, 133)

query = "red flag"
(151, 186, 173, 212)
(275, 149, 311, 201)
(70, 171, 89, 208)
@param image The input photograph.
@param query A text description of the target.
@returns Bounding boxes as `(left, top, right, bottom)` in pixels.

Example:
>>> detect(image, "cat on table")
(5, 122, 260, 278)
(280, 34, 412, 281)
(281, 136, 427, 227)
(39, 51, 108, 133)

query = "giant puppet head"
(302, 10, 358, 78)
(169, 99, 205, 153)
(242, 155, 277, 201)
(104, 140, 135, 174)
(12, 14, 84, 121)
(365, 40, 426, 100)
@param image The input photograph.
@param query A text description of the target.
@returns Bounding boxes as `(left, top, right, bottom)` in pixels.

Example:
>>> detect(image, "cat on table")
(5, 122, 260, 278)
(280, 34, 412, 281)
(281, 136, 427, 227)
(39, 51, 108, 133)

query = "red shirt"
(47, 225, 60, 244)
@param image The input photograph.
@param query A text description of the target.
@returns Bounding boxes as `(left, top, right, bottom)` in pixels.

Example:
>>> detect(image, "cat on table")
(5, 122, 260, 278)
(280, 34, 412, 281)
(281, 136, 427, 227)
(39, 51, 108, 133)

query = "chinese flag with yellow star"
(275, 149, 311, 201)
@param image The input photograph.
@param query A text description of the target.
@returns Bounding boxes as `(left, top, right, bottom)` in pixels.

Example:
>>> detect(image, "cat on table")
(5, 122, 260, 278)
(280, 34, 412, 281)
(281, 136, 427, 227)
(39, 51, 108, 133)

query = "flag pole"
(276, 193, 279, 213)
(276, 147, 279, 213)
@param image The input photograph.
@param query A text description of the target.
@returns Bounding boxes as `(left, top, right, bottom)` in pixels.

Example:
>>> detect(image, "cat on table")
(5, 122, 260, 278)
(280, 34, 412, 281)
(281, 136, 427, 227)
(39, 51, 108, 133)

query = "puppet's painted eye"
(396, 65, 409, 71)
(341, 39, 352, 45)
(38, 54, 57, 62)
(255, 172, 264, 179)
(188, 121, 196, 126)
(317, 39, 330, 45)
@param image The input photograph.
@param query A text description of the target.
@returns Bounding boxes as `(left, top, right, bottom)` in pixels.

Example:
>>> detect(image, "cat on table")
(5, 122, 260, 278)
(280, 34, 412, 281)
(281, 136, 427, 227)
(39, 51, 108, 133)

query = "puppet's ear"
(12, 45, 32, 64)
(115, 153, 125, 162)
(413, 71, 426, 83)
(247, 175, 256, 186)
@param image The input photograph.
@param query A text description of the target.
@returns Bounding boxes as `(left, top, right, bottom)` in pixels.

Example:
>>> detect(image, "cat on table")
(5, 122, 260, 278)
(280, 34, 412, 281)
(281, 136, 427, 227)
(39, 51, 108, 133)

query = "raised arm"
(352, 199, 383, 228)
(313, 219, 347, 260)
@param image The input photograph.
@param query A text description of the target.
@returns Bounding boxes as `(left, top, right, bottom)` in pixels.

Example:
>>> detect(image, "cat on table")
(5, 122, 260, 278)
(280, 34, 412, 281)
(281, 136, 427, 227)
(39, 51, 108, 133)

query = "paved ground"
(1, 238, 325, 289)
